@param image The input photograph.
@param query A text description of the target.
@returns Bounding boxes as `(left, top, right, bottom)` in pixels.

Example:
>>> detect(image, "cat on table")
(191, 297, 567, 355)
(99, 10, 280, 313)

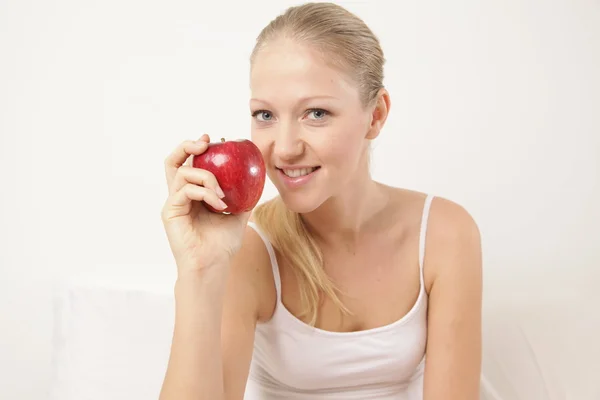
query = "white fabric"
(244, 194, 434, 399)
(48, 227, 600, 399)
(49, 276, 175, 400)
(479, 288, 600, 400)
(48, 277, 599, 399)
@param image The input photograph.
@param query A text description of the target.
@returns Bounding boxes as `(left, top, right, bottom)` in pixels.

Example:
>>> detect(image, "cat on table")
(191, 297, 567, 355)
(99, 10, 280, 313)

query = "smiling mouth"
(277, 166, 321, 178)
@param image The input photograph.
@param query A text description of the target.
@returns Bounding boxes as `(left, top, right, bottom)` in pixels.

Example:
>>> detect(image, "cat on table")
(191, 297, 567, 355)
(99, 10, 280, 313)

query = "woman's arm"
(422, 198, 483, 400)
(159, 225, 272, 400)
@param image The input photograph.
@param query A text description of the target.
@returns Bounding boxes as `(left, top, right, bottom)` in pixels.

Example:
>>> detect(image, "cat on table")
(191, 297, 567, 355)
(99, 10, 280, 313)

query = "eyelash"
(250, 110, 271, 120)
(251, 108, 330, 121)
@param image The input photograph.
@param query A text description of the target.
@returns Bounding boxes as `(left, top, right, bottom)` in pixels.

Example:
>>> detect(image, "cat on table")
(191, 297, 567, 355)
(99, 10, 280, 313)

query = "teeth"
(282, 167, 317, 178)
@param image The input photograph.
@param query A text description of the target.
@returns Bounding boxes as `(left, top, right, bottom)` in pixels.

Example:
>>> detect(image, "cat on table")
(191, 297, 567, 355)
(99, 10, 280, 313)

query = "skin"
(249, 38, 482, 397)
(159, 37, 483, 400)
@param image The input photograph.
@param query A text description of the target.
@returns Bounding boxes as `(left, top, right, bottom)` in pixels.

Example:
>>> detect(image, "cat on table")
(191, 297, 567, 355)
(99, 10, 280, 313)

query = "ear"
(366, 88, 391, 140)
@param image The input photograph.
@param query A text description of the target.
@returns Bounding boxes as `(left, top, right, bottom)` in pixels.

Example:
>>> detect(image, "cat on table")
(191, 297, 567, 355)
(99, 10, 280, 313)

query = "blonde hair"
(251, 2, 386, 326)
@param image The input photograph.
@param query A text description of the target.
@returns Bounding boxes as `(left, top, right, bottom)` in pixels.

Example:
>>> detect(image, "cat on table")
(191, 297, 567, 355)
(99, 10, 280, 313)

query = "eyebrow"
(249, 95, 339, 105)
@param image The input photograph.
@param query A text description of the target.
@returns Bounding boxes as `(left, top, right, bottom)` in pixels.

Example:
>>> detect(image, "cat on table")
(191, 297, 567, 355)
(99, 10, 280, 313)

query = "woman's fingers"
(172, 184, 227, 209)
(162, 184, 227, 221)
(184, 134, 210, 167)
(170, 166, 225, 198)
(164, 135, 211, 187)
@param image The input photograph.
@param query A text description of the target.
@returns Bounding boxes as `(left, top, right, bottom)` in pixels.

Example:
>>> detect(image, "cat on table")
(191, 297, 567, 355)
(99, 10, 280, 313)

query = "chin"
(277, 190, 326, 214)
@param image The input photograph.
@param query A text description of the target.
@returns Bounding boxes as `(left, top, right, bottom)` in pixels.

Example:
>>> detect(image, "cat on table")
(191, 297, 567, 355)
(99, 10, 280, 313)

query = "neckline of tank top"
(260, 279, 427, 338)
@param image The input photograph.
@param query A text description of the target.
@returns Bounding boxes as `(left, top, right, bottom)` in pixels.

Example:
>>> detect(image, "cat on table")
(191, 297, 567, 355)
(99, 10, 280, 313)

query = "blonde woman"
(159, 3, 482, 399)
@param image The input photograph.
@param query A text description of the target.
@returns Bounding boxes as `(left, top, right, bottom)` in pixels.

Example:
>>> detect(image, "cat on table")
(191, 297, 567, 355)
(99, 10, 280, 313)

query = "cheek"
(318, 124, 366, 167)
(250, 133, 269, 161)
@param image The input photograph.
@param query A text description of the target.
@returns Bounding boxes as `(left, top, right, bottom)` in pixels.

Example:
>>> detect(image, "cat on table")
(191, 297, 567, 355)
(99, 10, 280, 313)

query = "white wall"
(0, 0, 598, 398)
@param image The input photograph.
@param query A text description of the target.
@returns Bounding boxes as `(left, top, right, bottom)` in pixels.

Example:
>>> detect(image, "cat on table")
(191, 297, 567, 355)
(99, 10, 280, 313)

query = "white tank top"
(244, 194, 435, 400)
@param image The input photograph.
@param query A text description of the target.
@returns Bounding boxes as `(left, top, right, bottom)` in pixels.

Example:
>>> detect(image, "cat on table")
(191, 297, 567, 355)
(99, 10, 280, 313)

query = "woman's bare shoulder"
(386, 186, 478, 234)
(386, 186, 481, 281)
(381, 185, 430, 226)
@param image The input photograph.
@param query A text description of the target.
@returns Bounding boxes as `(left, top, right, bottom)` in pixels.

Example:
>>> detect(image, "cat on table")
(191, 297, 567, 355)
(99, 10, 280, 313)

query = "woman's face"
(250, 39, 378, 213)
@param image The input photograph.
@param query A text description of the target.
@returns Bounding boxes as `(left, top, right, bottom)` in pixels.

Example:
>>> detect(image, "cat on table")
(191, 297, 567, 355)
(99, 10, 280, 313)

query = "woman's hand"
(161, 134, 251, 274)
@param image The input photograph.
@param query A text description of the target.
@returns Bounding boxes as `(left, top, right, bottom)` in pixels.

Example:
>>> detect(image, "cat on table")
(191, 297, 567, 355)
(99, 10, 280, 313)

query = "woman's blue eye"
(252, 109, 328, 121)
(253, 110, 273, 121)
(307, 109, 328, 119)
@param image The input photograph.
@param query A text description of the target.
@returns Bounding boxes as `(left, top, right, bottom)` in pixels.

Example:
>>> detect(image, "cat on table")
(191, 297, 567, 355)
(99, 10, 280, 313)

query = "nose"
(273, 124, 303, 161)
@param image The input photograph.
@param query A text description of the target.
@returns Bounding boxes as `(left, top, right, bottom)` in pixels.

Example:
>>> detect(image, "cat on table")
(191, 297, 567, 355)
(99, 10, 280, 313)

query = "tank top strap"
(418, 194, 435, 280)
(247, 221, 282, 301)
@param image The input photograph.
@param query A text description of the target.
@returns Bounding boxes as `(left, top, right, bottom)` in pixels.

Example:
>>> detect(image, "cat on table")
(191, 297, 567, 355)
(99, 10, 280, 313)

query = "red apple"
(192, 138, 266, 214)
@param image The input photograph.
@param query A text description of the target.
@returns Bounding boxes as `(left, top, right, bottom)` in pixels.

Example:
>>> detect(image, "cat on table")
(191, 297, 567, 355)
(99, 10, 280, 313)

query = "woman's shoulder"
(390, 186, 481, 279)
(387, 186, 479, 236)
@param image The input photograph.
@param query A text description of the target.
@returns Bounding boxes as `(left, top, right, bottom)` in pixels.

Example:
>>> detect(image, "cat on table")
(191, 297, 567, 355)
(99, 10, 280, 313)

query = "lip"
(275, 164, 318, 170)
(276, 166, 320, 189)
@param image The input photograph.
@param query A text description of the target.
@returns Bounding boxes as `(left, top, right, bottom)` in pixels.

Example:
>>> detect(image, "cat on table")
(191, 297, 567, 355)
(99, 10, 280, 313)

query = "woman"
(159, 3, 482, 399)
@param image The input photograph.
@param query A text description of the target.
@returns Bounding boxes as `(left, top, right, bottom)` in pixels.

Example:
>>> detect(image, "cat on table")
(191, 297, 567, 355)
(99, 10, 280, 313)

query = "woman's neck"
(301, 177, 390, 249)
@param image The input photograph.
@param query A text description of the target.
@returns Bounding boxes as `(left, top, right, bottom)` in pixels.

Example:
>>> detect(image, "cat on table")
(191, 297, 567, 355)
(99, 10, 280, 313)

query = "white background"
(1, 0, 598, 398)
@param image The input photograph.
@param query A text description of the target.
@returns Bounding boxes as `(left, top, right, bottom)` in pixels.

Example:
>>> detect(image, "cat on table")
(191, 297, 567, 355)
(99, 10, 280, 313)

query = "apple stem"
(221, 138, 225, 143)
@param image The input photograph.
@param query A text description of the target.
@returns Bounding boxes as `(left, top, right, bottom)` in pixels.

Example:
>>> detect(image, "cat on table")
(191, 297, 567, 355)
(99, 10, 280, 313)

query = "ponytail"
(252, 197, 350, 326)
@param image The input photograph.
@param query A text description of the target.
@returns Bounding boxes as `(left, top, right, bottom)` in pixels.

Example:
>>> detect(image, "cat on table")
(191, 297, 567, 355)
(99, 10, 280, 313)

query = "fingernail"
(216, 186, 225, 198)
(218, 199, 227, 209)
